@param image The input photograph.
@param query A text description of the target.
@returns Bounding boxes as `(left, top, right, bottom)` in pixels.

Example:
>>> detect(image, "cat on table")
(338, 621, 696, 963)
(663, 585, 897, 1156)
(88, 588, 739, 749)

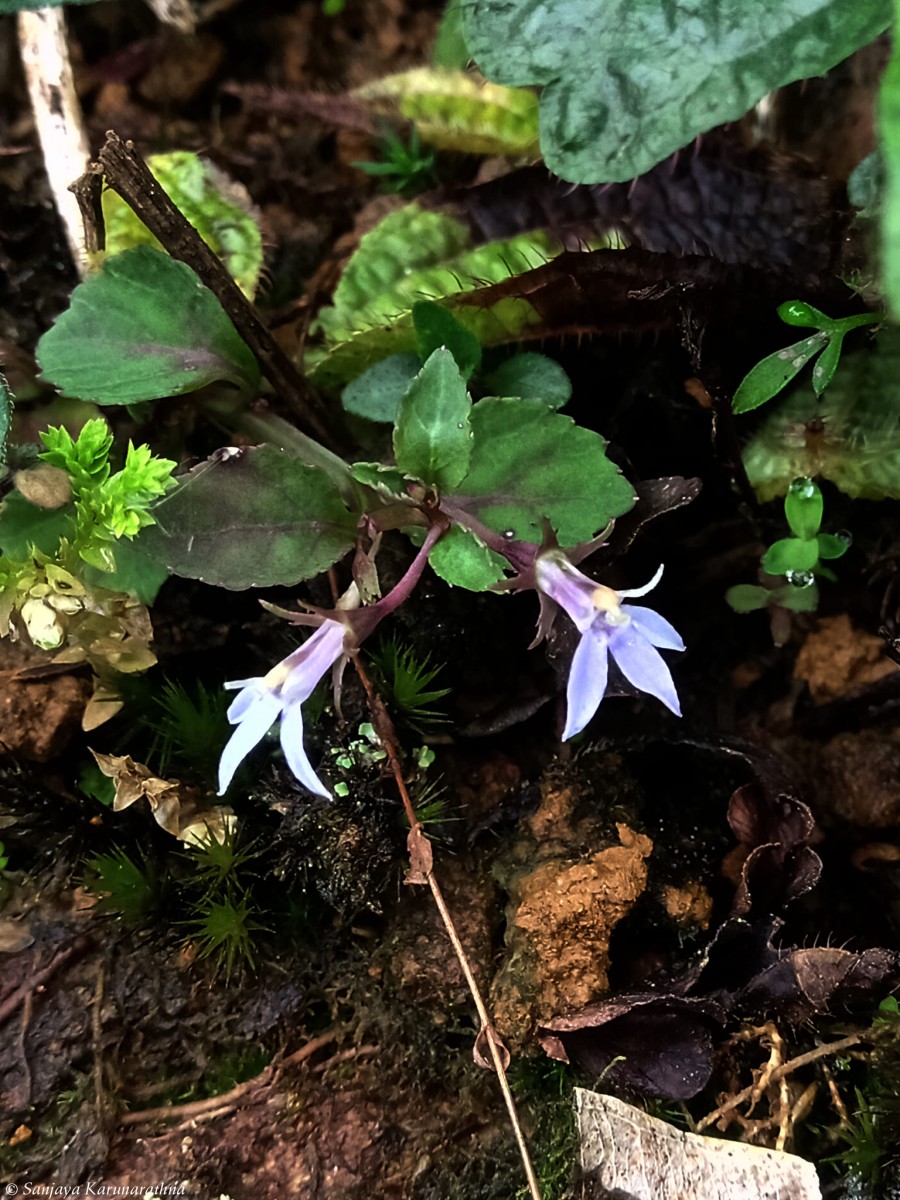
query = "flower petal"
(226, 681, 267, 723)
(281, 621, 347, 706)
(280, 696, 332, 799)
(535, 553, 598, 632)
(563, 628, 609, 740)
(217, 691, 282, 794)
(617, 563, 664, 599)
(625, 606, 685, 651)
(608, 627, 681, 716)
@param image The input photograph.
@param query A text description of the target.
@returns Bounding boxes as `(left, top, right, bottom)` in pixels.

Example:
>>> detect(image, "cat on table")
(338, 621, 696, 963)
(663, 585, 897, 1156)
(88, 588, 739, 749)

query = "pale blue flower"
(534, 552, 684, 738)
(218, 618, 348, 799)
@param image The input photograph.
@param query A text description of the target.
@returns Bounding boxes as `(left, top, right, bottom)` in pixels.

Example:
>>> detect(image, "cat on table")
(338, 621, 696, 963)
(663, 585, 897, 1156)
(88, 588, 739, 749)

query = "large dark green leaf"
(465, 0, 890, 183)
(37, 246, 259, 405)
(451, 397, 634, 543)
(140, 445, 359, 589)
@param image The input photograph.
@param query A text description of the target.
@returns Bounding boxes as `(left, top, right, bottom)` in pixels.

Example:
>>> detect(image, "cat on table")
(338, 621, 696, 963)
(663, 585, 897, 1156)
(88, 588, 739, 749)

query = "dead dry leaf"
(576, 1090, 821, 1200)
(90, 751, 234, 843)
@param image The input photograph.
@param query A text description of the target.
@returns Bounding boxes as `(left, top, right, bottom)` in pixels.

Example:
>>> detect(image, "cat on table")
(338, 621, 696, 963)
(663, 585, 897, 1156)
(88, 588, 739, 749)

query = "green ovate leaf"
(777, 300, 833, 329)
(394, 349, 474, 490)
(413, 301, 482, 380)
(732, 332, 827, 414)
(425, 525, 507, 590)
(880, 0, 900, 318)
(37, 246, 260, 405)
(353, 68, 540, 157)
(139, 445, 359, 589)
(744, 329, 900, 500)
(725, 584, 771, 613)
(350, 461, 410, 499)
(481, 352, 572, 408)
(777, 581, 820, 612)
(342, 353, 421, 423)
(432, 0, 471, 69)
(817, 532, 850, 559)
(763, 537, 820, 576)
(0, 493, 74, 558)
(102, 152, 263, 298)
(465, 0, 890, 183)
(450, 397, 634, 544)
(784, 478, 823, 540)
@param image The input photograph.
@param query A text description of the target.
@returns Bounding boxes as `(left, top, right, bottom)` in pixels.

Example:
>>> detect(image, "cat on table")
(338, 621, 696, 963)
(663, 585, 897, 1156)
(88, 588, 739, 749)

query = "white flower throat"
(591, 585, 629, 626)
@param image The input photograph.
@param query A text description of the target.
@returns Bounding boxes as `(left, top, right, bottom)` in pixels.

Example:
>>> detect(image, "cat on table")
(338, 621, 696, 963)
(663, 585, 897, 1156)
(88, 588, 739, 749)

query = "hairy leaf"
(394, 349, 473, 489)
(140, 445, 359, 589)
(450, 397, 635, 543)
(311, 207, 560, 390)
(465, 0, 890, 183)
(37, 247, 260, 405)
(743, 329, 900, 499)
(102, 151, 263, 298)
(353, 68, 540, 157)
(0, 370, 10, 467)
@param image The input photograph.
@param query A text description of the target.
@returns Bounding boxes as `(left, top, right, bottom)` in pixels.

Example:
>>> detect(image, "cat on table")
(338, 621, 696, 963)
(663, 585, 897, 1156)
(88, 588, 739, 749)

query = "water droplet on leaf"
(788, 477, 817, 498)
(785, 569, 815, 588)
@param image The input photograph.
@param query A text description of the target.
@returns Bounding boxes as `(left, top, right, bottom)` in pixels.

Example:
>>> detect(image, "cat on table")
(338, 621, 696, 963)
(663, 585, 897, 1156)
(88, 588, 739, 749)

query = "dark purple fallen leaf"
(727, 784, 822, 917)
(740, 946, 899, 1020)
(445, 131, 848, 277)
(539, 994, 725, 1100)
(593, 477, 703, 563)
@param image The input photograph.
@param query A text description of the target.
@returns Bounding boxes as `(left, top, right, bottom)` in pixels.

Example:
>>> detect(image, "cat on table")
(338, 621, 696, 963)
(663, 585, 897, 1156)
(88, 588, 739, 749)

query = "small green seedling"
(726, 477, 850, 621)
(353, 126, 437, 196)
(733, 302, 881, 414)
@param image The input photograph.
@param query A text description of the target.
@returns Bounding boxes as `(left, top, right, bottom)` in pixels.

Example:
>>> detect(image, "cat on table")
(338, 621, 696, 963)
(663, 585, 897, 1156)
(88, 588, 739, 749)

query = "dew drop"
(788, 477, 816, 498)
(456, 422, 465, 429)
(502, 529, 516, 539)
(835, 529, 853, 546)
(791, 356, 807, 369)
(785, 569, 814, 588)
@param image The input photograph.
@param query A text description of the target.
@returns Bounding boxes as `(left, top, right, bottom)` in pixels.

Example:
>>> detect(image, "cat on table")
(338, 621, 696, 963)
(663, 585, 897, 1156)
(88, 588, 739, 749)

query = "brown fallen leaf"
(406, 824, 433, 885)
(90, 751, 234, 844)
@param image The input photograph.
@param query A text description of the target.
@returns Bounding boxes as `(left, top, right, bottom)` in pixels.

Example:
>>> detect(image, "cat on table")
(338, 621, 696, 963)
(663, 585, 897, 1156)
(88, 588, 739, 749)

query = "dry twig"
(119, 1029, 338, 1126)
(350, 652, 544, 1200)
(88, 131, 335, 446)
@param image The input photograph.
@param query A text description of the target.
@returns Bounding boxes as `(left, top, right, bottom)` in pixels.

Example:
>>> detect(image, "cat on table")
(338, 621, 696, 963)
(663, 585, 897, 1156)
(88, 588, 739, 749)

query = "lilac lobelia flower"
(533, 550, 685, 739)
(217, 522, 447, 800)
(218, 617, 348, 800)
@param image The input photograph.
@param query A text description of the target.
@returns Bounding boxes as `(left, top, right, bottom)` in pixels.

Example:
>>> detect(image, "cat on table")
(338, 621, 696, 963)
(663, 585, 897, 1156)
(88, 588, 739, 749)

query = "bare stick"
(119, 1030, 337, 1125)
(17, 8, 90, 275)
(94, 131, 335, 447)
(351, 654, 544, 1200)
